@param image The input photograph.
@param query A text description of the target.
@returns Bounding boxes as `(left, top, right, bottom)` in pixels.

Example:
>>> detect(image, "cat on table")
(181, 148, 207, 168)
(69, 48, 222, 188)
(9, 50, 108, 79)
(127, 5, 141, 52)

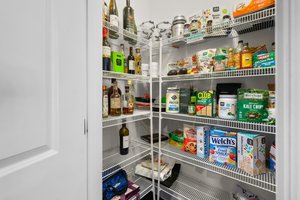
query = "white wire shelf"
(162, 113, 276, 134)
(104, 21, 150, 46)
(161, 67, 276, 82)
(161, 7, 275, 48)
(160, 174, 230, 200)
(102, 141, 150, 179)
(152, 112, 159, 118)
(103, 71, 150, 82)
(103, 110, 151, 129)
(155, 141, 276, 193)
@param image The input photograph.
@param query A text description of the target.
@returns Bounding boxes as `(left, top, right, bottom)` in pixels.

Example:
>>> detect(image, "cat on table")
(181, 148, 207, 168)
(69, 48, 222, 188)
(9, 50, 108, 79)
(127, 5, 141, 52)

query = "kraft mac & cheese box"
(209, 129, 237, 167)
(237, 132, 266, 176)
(196, 126, 210, 159)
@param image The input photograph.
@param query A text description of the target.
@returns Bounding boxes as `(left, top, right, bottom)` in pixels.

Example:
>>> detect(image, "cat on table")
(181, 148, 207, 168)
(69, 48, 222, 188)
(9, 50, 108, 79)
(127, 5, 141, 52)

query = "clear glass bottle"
(227, 48, 235, 70)
(110, 81, 121, 116)
(102, 85, 109, 118)
(234, 40, 243, 70)
(134, 48, 141, 75)
(241, 43, 252, 69)
(108, 0, 119, 39)
(127, 80, 135, 114)
(123, 87, 129, 114)
(119, 124, 129, 155)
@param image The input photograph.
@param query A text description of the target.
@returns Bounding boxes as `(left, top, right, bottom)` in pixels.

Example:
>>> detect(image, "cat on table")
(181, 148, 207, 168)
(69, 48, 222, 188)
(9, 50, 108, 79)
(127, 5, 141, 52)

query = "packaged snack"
(253, 52, 275, 68)
(168, 129, 184, 148)
(269, 142, 276, 174)
(196, 90, 217, 117)
(209, 129, 237, 167)
(196, 126, 210, 159)
(179, 88, 191, 114)
(233, 0, 275, 18)
(237, 89, 269, 123)
(203, 7, 231, 35)
(182, 124, 197, 154)
(196, 49, 216, 73)
(237, 132, 266, 176)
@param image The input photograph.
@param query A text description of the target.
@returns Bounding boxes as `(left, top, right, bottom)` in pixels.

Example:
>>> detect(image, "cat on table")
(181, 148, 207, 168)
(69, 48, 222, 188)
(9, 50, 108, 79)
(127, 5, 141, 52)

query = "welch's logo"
(210, 137, 236, 147)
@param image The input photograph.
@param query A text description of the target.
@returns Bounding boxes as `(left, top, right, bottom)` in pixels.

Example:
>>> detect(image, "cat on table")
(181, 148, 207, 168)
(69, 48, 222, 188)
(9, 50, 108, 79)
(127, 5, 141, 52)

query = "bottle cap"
(102, 85, 107, 90)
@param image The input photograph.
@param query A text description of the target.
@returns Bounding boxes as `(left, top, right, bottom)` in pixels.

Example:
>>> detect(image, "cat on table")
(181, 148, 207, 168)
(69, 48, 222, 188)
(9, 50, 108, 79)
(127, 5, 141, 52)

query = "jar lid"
(219, 94, 237, 98)
(173, 15, 186, 24)
(214, 55, 227, 60)
(142, 64, 149, 70)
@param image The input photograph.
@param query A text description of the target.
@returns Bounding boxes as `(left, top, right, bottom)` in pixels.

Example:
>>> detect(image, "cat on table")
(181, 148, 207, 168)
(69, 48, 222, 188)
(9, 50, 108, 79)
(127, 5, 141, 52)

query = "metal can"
(166, 87, 180, 113)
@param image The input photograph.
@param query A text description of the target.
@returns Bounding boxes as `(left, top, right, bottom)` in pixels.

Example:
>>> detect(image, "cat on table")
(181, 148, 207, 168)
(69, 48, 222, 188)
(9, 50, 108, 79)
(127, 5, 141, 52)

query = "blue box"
(196, 126, 210, 159)
(209, 129, 237, 168)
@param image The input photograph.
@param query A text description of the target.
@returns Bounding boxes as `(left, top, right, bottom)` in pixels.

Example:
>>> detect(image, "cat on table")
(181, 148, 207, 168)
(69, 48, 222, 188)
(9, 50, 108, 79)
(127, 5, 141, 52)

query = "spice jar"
(190, 19, 198, 33)
(172, 15, 186, 38)
(184, 23, 190, 37)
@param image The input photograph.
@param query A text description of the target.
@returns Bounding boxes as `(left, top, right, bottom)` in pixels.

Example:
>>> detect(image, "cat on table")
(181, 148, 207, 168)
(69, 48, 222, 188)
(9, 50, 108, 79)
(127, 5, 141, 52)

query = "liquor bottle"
(102, 85, 109, 118)
(103, 28, 111, 71)
(234, 40, 243, 70)
(241, 43, 252, 69)
(134, 48, 141, 75)
(110, 81, 121, 116)
(121, 44, 128, 73)
(227, 48, 235, 70)
(119, 124, 129, 155)
(127, 80, 135, 114)
(123, 87, 129, 114)
(108, 79, 122, 114)
(108, 0, 119, 39)
(128, 47, 135, 74)
(123, 0, 137, 44)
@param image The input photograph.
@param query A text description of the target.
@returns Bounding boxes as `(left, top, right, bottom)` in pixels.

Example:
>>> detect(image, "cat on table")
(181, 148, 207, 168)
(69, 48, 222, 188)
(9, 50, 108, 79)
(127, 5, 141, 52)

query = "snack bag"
(182, 124, 197, 154)
(169, 130, 184, 149)
(210, 129, 237, 167)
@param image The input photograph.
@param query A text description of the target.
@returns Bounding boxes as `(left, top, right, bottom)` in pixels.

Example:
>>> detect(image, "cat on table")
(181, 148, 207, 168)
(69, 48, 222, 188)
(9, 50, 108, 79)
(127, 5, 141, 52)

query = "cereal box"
(182, 124, 197, 155)
(196, 126, 210, 159)
(238, 133, 266, 176)
(196, 90, 216, 117)
(210, 129, 237, 168)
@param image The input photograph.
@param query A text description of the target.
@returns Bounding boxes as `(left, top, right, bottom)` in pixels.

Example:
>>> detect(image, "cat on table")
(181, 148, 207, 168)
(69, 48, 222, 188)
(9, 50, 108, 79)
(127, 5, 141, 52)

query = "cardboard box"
(238, 132, 266, 176)
(253, 52, 275, 68)
(196, 90, 216, 117)
(196, 126, 210, 159)
(233, 0, 275, 18)
(111, 51, 124, 73)
(210, 129, 237, 168)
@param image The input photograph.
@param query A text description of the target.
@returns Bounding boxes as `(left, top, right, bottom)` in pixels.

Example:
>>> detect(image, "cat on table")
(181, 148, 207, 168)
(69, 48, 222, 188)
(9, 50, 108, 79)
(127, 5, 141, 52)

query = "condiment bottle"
(234, 40, 243, 70)
(241, 43, 252, 69)
(188, 96, 196, 115)
(227, 48, 235, 70)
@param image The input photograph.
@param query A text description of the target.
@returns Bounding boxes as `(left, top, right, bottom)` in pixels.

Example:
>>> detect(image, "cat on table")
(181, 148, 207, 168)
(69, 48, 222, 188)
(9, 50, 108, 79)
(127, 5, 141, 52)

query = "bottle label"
(188, 105, 195, 114)
(234, 53, 241, 69)
(110, 15, 119, 27)
(103, 46, 111, 58)
(242, 53, 252, 68)
(123, 136, 129, 148)
(129, 60, 134, 70)
(123, 98, 128, 108)
(103, 96, 109, 116)
(111, 97, 121, 109)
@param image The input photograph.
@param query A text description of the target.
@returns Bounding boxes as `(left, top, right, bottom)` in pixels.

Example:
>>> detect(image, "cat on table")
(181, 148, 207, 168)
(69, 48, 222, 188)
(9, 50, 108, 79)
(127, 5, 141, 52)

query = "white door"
(0, 0, 87, 200)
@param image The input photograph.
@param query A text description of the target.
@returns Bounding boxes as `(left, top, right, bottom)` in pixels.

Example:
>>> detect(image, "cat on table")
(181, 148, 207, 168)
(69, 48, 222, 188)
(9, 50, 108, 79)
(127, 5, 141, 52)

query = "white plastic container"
(218, 95, 237, 120)
(142, 64, 149, 76)
(151, 62, 159, 77)
(166, 87, 180, 113)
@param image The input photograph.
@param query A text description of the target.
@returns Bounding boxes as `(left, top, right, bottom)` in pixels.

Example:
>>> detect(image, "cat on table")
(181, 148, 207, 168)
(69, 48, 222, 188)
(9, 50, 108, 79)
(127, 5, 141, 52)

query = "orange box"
(233, 0, 275, 18)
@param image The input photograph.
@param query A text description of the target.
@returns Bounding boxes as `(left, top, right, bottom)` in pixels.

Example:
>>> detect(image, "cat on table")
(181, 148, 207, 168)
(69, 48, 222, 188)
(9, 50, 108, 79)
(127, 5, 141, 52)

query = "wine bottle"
(103, 28, 111, 71)
(121, 44, 128, 73)
(119, 124, 129, 155)
(128, 47, 135, 74)
(108, 0, 119, 39)
(123, 0, 136, 43)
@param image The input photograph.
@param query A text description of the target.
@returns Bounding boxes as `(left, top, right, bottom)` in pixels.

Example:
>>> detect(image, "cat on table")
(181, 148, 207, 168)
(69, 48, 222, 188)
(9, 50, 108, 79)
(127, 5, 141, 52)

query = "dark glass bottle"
(128, 47, 135, 74)
(102, 28, 111, 71)
(108, 0, 119, 39)
(119, 124, 129, 155)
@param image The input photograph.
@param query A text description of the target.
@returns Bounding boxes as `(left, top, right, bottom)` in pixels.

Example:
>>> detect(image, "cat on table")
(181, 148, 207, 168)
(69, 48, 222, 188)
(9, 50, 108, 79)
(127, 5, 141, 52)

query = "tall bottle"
(227, 48, 235, 70)
(121, 44, 128, 73)
(110, 81, 122, 116)
(128, 47, 135, 74)
(123, 0, 137, 44)
(119, 124, 129, 155)
(122, 88, 129, 114)
(134, 48, 141, 75)
(127, 80, 135, 114)
(241, 43, 252, 69)
(102, 85, 109, 118)
(234, 40, 243, 70)
(108, 79, 122, 114)
(108, 0, 119, 39)
(103, 1, 108, 23)
(103, 28, 111, 71)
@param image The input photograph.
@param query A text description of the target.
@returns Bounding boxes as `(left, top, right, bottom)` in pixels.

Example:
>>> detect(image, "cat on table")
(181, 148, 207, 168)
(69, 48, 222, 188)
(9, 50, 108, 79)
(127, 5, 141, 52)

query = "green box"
(253, 52, 275, 68)
(195, 90, 216, 118)
(111, 51, 124, 73)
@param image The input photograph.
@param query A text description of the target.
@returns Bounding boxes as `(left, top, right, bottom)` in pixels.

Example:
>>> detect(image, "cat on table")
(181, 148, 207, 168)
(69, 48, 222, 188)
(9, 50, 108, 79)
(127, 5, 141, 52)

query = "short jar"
(218, 95, 237, 120)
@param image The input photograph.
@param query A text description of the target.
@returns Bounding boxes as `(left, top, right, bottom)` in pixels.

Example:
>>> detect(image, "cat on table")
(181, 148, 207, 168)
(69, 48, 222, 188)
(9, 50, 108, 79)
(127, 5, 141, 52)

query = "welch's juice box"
(209, 129, 237, 168)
